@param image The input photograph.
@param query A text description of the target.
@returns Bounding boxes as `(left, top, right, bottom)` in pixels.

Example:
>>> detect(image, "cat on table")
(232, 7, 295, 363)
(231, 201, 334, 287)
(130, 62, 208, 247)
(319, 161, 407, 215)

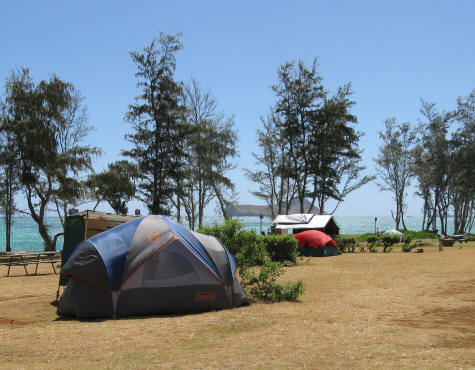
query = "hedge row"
(198, 219, 298, 266)
(357, 230, 438, 242)
(198, 220, 304, 302)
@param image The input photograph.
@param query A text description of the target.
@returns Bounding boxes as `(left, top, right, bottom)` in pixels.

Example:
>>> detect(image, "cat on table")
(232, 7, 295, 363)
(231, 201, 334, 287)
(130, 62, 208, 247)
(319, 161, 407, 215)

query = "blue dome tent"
(58, 215, 248, 318)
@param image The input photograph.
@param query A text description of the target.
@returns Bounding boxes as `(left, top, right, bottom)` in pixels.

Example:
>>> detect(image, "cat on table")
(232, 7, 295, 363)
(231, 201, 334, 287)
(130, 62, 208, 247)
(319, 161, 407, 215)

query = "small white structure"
(270, 214, 339, 236)
(383, 229, 406, 242)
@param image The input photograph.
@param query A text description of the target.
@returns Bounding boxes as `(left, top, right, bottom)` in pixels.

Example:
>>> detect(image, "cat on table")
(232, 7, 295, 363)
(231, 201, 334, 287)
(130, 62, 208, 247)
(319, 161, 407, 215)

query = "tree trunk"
(391, 209, 400, 230)
(26, 185, 56, 251)
(3, 163, 16, 253)
(5, 194, 13, 253)
(210, 178, 230, 220)
(298, 193, 305, 213)
(198, 179, 204, 229)
(5, 213, 11, 252)
(176, 193, 181, 223)
(38, 219, 55, 251)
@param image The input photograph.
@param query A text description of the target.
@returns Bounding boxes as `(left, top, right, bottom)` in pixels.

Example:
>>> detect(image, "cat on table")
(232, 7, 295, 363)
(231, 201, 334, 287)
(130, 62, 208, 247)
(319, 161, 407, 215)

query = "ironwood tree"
(412, 100, 453, 233)
(2, 68, 100, 251)
(248, 59, 371, 215)
(179, 79, 238, 228)
(272, 59, 325, 213)
(450, 90, 475, 233)
(87, 160, 139, 215)
(412, 94, 474, 235)
(123, 32, 187, 215)
(375, 118, 417, 230)
(0, 97, 21, 252)
(245, 112, 296, 218)
(307, 83, 373, 214)
(51, 86, 100, 229)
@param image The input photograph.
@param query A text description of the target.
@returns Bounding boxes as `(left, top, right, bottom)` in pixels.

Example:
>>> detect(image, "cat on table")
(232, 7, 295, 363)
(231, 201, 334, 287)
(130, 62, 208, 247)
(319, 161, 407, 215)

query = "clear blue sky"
(1, 1, 474, 217)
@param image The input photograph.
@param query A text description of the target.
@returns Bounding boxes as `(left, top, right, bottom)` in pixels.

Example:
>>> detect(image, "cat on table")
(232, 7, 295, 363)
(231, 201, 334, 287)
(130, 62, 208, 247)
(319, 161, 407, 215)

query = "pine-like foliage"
(2, 68, 100, 250)
(123, 33, 186, 215)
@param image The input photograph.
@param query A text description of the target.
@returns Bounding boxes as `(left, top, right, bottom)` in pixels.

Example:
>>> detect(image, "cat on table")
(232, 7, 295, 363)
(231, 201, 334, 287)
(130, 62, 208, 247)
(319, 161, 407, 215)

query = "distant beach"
(1, 215, 472, 253)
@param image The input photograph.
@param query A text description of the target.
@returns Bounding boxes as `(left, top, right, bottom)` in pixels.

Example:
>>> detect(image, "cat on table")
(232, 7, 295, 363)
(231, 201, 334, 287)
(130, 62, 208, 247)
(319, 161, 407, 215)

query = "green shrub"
(274, 280, 306, 301)
(416, 241, 432, 247)
(366, 236, 378, 244)
(358, 230, 437, 241)
(357, 233, 378, 242)
(381, 235, 400, 252)
(402, 243, 415, 253)
(199, 220, 305, 303)
(240, 260, 305, 302)
(402, 230, 438, 240)
(198, 219, 266, 267)
(262, 234, 298, 264)
(234, 230, 267, 267)
(335, 237, 357, 253)
(198, 219, 243, 247)
(199, 220, 299, 266)
(464, 234, 475, 242)
(334, 237, 342, 251)
(370, 242, 380, 252)
(366, 236, 378, 253)
(401, 241, 426, 252)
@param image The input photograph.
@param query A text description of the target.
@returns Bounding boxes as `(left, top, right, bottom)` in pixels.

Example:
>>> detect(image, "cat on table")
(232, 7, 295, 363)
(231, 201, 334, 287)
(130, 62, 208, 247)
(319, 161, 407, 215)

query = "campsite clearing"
(1, 244, 474, 368)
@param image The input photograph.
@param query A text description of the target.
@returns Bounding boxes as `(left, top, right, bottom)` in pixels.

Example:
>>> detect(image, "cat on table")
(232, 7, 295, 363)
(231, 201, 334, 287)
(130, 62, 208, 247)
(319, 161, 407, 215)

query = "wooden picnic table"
(0, 251, 62, 277)
(439, 234, 470, 247)
(451, 234, 469, 246)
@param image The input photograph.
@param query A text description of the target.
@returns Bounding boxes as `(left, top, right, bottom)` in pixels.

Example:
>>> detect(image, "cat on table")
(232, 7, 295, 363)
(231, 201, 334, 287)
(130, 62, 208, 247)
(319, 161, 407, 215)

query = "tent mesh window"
(143, 250, 197, 283)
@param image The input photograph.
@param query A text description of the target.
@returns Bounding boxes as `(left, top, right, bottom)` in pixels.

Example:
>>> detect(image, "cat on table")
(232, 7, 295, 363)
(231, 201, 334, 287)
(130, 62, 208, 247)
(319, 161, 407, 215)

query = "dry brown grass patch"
(0, 245, 474, 368)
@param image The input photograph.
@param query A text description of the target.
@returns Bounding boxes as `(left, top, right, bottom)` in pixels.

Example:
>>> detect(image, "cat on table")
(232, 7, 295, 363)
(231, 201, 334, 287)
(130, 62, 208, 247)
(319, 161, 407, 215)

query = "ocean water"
(223, 215, 471, 236)
(0, 215, 471, 252)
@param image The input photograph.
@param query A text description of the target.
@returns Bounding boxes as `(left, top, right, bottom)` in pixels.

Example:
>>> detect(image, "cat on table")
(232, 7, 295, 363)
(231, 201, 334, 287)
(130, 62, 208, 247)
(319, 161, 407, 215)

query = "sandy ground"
(0, 245, 474, 369)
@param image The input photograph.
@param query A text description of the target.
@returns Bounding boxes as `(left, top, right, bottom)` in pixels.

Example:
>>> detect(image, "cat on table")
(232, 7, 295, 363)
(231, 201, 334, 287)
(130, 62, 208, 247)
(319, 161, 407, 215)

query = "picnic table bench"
(0, 251, 62, 277)
(451, 235, 469, 245)
(440, 238, 455, 247)
(439, 234, 470, 247)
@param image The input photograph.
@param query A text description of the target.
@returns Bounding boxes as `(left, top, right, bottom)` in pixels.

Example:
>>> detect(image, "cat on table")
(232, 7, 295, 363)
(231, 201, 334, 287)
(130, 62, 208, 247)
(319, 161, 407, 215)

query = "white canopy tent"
(384, 229, 406, 241)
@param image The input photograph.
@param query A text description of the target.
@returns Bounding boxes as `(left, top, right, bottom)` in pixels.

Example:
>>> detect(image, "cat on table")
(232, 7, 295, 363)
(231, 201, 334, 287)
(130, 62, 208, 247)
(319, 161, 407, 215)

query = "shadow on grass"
(52, 306, 213, 323)
(0, 272, 58, 279)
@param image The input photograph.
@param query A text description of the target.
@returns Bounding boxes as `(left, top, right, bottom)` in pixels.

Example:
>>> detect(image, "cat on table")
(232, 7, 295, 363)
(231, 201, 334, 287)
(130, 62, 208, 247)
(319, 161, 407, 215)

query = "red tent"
(295, 230, 338, 248)
(295, 230, 340, 257)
